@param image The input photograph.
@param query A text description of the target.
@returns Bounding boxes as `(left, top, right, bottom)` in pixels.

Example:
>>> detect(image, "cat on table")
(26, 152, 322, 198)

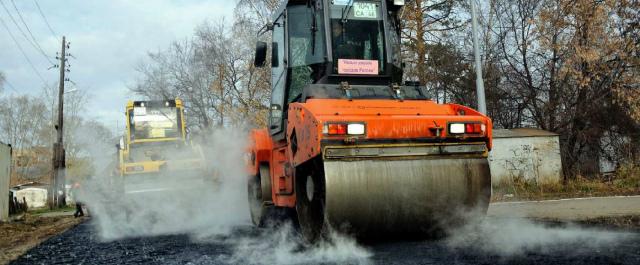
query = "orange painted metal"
(248, 129, 296, 207)
(247, 128, 272, 176)
(248, 98, 493, 209)
(287, 99, 492, 167)
(271, 146, 295, 207)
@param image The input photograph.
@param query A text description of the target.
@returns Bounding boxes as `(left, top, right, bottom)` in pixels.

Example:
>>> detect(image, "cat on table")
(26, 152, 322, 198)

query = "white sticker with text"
(338, 59, 379, 75)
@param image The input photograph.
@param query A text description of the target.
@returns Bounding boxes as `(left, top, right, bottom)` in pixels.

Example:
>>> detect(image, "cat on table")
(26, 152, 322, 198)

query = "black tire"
(295, 159, 328, 242)
(248, 167, 281, 227)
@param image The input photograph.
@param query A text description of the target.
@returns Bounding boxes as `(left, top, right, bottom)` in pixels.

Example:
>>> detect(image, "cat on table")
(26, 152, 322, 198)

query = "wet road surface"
(10, 219, 640, 265)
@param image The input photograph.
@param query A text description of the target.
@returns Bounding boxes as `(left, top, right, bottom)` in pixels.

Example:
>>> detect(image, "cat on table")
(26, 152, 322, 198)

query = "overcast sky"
(0, 0, 234, 133)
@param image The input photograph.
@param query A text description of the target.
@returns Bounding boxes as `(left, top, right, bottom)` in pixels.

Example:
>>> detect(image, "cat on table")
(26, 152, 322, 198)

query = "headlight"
(448, 122, 486, 135)
(449, 123, 466, 134)
(323, 122, 366, 136)
(347, 123, 365, 135)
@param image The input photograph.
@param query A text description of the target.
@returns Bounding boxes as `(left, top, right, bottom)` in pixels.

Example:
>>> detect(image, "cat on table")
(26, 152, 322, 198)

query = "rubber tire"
(248, 171, 278, 227)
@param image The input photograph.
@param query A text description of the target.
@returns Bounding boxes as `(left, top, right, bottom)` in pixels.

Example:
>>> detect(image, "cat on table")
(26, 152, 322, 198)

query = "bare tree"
(66, 118, 116, 183)
(0, 72, 5, 92)
(0, 95, 49, 182)
(235, 0, 281, 26)
(482, 0, 640, 176)
(131, 17, 271, 131)
(401, 0, 464, 95)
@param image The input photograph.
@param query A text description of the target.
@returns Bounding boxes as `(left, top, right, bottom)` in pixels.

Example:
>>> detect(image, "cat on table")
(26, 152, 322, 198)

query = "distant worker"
(72, 182, 85, 218)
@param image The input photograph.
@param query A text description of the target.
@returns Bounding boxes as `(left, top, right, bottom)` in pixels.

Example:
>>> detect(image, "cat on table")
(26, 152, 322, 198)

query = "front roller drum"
(296, 157, 491, 239)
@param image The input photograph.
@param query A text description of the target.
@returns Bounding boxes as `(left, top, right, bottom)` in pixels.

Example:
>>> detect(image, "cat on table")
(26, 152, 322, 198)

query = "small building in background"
(0, 143, 11, 222)
(489, 128, 563, 185)
(11, 182, 49, 209)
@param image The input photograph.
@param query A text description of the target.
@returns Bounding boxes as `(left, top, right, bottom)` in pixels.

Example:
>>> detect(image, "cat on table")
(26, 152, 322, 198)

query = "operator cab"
(255, 0, 422, 137)
(122, 99, 192, 163)
(126, 100, 185, 144)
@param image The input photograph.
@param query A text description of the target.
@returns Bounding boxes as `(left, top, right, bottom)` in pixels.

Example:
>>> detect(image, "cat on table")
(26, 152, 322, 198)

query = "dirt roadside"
(0, 213, 85, 265)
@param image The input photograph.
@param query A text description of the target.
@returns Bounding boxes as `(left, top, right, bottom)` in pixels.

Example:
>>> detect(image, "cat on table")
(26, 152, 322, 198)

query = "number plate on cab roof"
(354, 2, 377, 19)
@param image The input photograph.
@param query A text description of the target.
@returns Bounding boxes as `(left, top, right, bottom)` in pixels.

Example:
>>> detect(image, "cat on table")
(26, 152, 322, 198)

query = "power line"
(32, 0, 57, 38)
(3, 79, 20, 94)
(9, 0, 55, 65)
(10, 0, 49, 53)
(0, 16, 48, 85)
(0, 0, 55, 65)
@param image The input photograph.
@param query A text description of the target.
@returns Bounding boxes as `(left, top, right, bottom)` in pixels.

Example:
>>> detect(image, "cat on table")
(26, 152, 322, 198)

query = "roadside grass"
(28, 206, 75, 215)
(492, 164, 640, 202)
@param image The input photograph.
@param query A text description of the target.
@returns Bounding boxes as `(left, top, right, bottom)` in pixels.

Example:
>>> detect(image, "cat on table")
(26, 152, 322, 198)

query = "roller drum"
(322, 157, 491, 235)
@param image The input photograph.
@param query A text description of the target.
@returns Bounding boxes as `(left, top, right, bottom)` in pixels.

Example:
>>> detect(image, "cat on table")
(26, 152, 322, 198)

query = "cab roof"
(126, 98, 183, 108)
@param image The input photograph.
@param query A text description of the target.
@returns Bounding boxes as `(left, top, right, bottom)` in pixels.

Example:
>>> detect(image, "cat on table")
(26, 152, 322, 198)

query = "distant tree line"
(130, 0, 639, 178)
(400, 0, 639, 177)
(0, 86, 115, 185)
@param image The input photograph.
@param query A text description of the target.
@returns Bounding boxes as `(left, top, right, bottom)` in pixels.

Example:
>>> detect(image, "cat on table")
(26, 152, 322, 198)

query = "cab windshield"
(330, 0, 386, 75)
(130, 107, 180, 140)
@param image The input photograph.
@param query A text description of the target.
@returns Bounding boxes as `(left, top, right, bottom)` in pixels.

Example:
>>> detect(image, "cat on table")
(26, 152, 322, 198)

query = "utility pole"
(470, 0, 487, 114)
(50, 36, 67, 209)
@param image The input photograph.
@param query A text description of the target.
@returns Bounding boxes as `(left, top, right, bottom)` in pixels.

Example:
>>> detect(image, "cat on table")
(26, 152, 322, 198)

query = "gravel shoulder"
(0, 213, 85, 265)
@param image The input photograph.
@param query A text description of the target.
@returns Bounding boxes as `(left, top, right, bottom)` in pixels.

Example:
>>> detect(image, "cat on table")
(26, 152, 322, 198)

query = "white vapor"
(445, 211, 634, 256)
(75, 126, 371, 264)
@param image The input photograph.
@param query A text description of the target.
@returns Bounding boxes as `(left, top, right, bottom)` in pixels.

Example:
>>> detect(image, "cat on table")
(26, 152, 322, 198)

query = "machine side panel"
(288, 103, 323, 167)
(248, 129, 272, 176)
(271, 145, 295, 207)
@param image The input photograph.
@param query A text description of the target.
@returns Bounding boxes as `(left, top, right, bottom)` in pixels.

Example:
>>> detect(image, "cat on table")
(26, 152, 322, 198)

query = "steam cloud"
(444, 209, 636, 257)
(74, 126, 371, 264)
(201, 222, 372, 265)
(71, 125, 635, 263)
(76, 128, 249, 240)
